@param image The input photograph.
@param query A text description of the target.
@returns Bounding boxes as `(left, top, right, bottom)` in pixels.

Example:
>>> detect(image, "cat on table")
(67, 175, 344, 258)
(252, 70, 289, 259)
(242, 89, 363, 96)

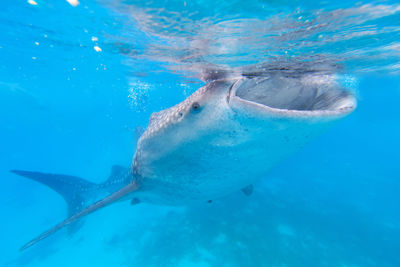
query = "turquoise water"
(1, 0, 399, 266)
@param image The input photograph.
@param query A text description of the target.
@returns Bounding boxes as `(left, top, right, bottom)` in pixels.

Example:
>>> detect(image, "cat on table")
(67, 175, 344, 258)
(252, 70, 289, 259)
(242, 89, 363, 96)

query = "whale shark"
(12, 66, 356, 250)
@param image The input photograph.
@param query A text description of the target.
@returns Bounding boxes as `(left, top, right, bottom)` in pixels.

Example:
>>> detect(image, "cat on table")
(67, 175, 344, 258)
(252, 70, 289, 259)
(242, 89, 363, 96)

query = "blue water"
(1, 0, 399, 266)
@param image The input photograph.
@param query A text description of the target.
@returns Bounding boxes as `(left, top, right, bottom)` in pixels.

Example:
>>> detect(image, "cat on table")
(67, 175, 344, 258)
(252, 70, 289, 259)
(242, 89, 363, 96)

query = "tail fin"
(19, 182, 138, 251)
(11, 170, 96, 216)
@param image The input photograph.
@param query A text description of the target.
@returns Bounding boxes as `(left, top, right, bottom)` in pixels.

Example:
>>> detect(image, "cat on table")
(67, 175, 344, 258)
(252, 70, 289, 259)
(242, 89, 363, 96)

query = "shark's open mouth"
(231, 75, 356, 116)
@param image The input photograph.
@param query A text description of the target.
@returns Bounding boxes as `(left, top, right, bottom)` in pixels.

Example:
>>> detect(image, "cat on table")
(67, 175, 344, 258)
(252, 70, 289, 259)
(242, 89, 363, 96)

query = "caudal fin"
(11, 170, 96, 216)
(19, 182, 139, 251)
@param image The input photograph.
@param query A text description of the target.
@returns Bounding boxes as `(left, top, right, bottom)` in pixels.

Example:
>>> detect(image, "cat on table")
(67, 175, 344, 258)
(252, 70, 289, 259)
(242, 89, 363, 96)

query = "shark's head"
(133, 67, 357, 204)
(138, 72, 356, 146)
(134, 70, 356, 184)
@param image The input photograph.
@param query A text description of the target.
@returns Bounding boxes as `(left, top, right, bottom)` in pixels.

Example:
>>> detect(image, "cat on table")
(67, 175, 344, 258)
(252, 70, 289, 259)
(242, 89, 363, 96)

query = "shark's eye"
(191, 102, 201, 112)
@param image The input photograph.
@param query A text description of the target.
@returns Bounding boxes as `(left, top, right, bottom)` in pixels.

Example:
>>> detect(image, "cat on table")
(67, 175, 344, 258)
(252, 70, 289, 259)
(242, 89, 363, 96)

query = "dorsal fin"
(109, 165, 126, 180)
(104, 165, 131, 188)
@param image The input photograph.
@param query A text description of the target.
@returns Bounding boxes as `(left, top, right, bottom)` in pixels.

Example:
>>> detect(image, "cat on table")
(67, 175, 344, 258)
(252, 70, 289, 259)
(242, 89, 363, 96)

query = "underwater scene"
(0, 0, 399, 266)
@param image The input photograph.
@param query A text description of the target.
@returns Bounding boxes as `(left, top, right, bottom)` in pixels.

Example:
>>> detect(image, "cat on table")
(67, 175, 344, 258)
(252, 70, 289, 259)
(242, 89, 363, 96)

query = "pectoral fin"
(20, 182, 139, 251)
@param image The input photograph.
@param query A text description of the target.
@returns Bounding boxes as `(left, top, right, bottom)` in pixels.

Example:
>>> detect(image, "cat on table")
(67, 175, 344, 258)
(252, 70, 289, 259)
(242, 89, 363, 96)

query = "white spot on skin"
(93, 46, 102, 52)
(91, 36, 98, 42)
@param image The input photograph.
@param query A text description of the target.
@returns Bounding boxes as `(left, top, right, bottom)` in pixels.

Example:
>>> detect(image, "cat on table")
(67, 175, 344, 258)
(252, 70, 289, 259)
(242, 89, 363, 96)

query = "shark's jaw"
(228, 74, 356, 118)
